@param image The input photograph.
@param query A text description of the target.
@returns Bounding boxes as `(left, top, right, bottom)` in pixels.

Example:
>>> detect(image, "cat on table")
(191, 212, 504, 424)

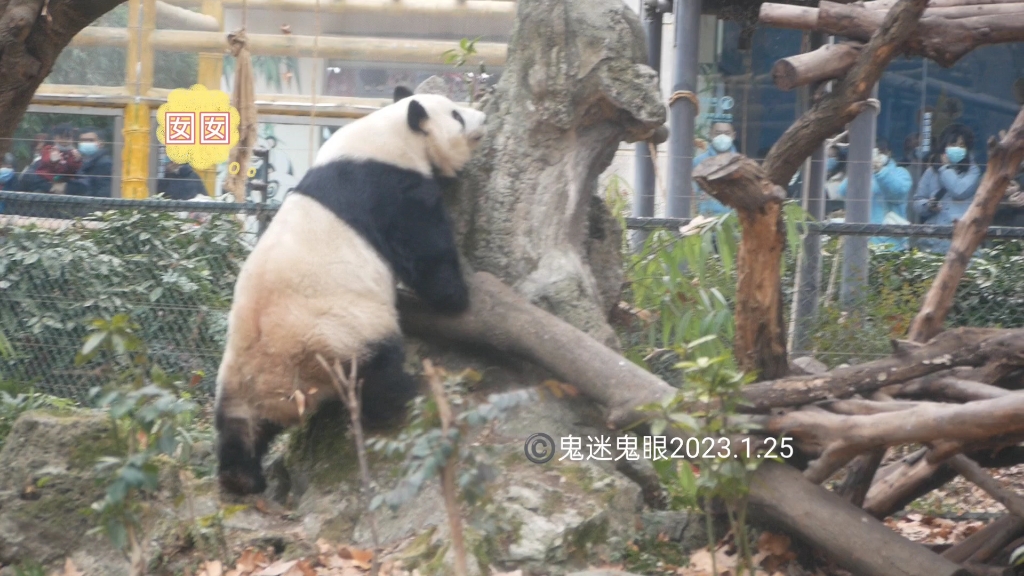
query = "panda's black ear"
(393, 86, 413, 102)
(407, 99, 429, 135)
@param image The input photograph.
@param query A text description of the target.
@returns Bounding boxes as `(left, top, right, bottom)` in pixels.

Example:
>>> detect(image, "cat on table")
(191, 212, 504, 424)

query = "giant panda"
(214, 87, 487, 495)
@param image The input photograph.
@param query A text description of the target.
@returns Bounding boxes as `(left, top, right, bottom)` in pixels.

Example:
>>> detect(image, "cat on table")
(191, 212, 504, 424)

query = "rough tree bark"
(693, 154, 789, 380)
(0, 0, 126, 158)
(437, 0, 665, 350)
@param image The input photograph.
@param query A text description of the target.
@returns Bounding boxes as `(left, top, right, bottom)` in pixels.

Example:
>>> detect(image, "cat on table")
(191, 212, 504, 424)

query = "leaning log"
(771, 43, 862, 91)
(693, 153, 789, 380)
(748, 463, 970, 576)
(909, 107, 1024, 342)
(397, 272, 979, 576)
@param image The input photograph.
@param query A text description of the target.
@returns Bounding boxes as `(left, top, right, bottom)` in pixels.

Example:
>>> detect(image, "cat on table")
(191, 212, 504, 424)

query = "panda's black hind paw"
(219, 469, 268, 495)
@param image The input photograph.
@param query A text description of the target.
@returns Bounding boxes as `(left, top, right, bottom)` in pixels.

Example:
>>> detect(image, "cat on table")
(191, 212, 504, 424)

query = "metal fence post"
(665, 0, 701, 219)
(631, 0, 664, 252)
(790, 33, 827, 354)
(840, 84, 879, 309)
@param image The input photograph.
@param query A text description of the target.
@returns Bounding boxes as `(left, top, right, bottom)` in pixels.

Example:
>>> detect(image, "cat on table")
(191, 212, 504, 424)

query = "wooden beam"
(163, 0, 515, 17)
(155, 0, 220, 30)
(69, 28, 509, 66)
(31, 86, 393, 119)
(761, 0, 1024, 67)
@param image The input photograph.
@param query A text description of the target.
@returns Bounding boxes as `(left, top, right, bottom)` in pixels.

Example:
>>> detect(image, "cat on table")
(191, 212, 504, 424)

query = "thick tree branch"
(0, 0, 125, 158)
(761, 0, 929, 186)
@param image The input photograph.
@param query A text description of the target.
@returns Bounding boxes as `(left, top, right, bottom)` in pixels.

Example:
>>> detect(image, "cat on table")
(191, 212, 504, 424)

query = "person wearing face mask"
(913, 124, 981, 254)
(824, 144, 848, 216)
(0, 153, 16, 191)
(33, 124, 83, 193)
(693, 122, 738, 216)
(66, 127, 113, 198)
(836, 139, 913, 250)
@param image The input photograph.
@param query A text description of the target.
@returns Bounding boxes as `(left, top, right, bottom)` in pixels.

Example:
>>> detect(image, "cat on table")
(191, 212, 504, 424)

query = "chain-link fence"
(0, 191, 274, 400)
(626, 215, 1024, 369)
(3, 191, 1024, 402)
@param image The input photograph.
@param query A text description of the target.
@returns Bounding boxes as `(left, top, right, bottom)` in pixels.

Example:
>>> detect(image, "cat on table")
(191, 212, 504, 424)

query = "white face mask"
(711, 134, 734, 153)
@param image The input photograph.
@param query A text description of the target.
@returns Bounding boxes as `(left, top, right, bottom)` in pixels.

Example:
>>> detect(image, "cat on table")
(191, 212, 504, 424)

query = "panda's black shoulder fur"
(293, 159, 469, 314)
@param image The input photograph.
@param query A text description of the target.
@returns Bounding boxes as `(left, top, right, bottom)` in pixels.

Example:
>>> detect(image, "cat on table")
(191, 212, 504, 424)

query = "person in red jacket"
(34, 124, 82, 192)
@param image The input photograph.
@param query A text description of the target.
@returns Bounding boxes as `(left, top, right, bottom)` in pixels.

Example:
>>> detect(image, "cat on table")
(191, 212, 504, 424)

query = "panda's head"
(314, 86, 486, 178)
(393, 86, 487, 177)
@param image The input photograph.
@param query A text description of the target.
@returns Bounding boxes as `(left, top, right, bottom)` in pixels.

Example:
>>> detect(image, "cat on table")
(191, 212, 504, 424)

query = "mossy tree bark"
(422, 0, 665, 350)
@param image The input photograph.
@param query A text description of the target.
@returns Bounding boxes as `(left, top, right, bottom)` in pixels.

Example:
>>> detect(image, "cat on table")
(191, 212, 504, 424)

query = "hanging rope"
(308, 0, 322, 168)
(224, 26, 258, 203)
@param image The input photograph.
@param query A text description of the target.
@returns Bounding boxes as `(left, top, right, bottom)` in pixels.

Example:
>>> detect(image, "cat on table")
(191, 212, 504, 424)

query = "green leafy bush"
(0, 209, 250, 398)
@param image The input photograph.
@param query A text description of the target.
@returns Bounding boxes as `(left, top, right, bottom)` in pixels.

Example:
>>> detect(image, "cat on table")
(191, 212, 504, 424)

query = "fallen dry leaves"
(884, 513, 984, 546)
(675, 531, 799, 576)
(191, 540, 384, 576)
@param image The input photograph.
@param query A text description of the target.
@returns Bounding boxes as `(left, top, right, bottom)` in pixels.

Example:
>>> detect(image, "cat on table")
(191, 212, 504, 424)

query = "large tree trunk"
(0, 0, 126, 158)
(431, 0, 665, 349)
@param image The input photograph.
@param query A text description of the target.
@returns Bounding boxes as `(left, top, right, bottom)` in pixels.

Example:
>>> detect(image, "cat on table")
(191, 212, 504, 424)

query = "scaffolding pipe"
(840, 83, 878, 309)
(68, 28, 508, 66)
(666, 0, 701, 218)
(196, 0, 225, 195)
(31, 88, 390, 119)
(632, 0, 663, 252)
(164, 0, 515, 16)
(155, 0, 220, 30)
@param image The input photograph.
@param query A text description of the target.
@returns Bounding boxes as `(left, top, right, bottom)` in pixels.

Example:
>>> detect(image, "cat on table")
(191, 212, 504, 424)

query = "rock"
(275, 362, 644, 576)
(0, 409, 127, 574)
(790, 356, 829, 375)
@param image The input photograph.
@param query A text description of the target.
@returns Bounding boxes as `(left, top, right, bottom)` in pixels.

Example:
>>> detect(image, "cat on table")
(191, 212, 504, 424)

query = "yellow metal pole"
(121, 0, 156, 199)
(195, 0, 223, 196)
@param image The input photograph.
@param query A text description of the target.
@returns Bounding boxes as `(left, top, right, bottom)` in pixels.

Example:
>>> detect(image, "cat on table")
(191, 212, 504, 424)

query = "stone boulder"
(0, 409, 126, 574)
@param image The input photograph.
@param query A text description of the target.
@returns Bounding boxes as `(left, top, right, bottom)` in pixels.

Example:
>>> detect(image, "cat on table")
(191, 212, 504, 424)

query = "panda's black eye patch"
(452, 110, 465, 128)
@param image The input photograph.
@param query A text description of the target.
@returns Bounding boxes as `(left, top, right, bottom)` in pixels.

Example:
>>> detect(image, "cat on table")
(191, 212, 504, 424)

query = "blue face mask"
(946, 146, 967, 164)
(826, 157, 839, 173)
(0, 167, 12, 182)
(78, 142, 99, 156)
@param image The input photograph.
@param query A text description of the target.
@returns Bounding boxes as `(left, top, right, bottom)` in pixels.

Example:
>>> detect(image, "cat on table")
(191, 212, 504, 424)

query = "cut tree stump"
(693, 153, 789, 380)
(772, 42, 862, 91)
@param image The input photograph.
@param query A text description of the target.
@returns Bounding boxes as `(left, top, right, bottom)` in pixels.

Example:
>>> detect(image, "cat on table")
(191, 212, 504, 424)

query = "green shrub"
(0, 210, 250, 399)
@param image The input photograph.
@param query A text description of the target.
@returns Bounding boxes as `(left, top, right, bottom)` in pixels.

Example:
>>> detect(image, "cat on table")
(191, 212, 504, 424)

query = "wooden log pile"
(762, 0, 1024, 91)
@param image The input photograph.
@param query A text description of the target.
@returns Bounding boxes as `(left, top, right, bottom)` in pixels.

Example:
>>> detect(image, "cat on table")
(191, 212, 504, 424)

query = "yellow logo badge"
(156, 85, 240, 170)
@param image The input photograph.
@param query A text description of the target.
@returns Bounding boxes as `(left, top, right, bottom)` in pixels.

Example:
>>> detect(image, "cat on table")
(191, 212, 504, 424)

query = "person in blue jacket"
(837, 138, 913, 250)
(693, 122, 738, 216)
(913, 124, 981, 254)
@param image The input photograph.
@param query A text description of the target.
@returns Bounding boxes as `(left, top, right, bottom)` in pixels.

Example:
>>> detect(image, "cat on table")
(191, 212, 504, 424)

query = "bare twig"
(423, 359, 469, 576)
(316, 354, 383, 576)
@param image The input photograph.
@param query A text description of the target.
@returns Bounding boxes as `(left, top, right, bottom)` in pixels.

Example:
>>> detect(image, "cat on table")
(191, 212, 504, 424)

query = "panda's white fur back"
(215, 193, 399, 427)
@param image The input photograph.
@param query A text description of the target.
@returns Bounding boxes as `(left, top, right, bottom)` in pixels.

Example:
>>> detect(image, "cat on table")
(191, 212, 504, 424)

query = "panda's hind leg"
(358, 336, 420, 430)
(215, 408, 284, 495)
